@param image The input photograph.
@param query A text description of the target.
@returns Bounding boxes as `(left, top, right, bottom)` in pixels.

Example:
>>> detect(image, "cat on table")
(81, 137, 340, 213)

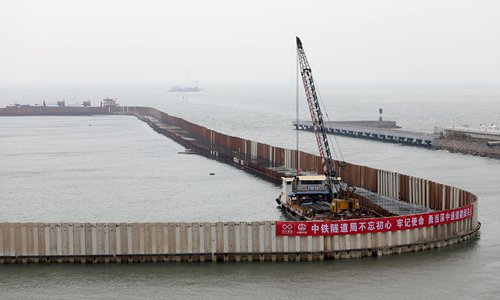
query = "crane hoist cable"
(296, 37, 342, 195)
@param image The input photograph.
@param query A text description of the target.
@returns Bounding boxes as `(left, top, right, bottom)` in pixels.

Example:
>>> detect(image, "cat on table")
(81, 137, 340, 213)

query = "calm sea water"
(0, 87, 499, 299)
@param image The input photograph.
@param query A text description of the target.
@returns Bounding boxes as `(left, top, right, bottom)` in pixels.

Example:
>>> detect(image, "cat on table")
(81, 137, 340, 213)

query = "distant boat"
(168, 81, 203, 92)
(101, 98, 119, 107)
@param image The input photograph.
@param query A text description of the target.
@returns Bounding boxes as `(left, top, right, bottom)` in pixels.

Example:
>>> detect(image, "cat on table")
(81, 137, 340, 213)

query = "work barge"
(0, 106, 480, 263)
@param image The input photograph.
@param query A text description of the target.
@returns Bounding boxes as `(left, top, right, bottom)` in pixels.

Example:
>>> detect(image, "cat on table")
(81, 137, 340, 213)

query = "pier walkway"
(295, 120, 435, 146)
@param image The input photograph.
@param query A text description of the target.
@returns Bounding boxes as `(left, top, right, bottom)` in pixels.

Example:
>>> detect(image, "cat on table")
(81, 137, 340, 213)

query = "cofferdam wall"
(140, 106, 478, 211)
(0, 106, 480, 263)
(0, 214, 477, 263)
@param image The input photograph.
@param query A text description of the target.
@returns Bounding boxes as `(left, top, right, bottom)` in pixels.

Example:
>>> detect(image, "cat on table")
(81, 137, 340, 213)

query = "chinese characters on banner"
(276, 204, 474, 236)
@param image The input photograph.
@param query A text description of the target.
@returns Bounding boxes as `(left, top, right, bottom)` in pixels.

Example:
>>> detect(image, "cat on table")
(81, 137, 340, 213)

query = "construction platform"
(0, 106, 480, 264)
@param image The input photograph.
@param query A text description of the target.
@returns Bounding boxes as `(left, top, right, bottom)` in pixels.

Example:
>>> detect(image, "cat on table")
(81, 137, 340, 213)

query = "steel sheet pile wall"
(138, 107, 479, 219)
(0, 222, 286, 263)
(377, 170, 478, 212)
(338, 162, 379, 192)
(0, 106, 479, 263)
(139, 108, 479, 231)
(0, 216, 477, 264)
(143, 108, 381, 191)
(141, 107, 478, 214)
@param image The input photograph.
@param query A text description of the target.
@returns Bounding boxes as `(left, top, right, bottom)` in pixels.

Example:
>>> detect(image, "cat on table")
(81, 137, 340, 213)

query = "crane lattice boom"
(296, 37, 341, 194)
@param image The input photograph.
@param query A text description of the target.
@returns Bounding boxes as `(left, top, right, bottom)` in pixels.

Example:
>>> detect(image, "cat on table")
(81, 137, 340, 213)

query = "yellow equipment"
(330, 198, 360, 214)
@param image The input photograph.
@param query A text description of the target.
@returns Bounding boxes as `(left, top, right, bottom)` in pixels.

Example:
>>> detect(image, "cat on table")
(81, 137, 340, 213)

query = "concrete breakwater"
(433, 127, 500, 158)
(0, 106, 480, 263)
(294, 120, 434, 147)
(295, 119, 500, 158)
(0, 106, 126, 116)
(434, 138, 500, 159)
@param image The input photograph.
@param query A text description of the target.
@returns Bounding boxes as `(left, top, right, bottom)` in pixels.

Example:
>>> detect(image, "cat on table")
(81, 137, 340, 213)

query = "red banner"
(276, 204, 474, 236)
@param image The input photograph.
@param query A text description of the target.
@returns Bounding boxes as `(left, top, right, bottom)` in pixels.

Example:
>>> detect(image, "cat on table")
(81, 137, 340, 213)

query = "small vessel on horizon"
(168, 81, 203, 92)
(101, 98, 119, 107)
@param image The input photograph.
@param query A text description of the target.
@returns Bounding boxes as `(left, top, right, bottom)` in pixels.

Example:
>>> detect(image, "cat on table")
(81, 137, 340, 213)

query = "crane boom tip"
(296, 37, 303, 49)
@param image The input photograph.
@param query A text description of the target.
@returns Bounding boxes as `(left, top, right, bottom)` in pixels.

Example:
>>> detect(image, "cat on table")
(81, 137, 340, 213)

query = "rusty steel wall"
(0, 106, 481, 263)
(3, 106, 474, 213)
(0, 108, 478, 208)
(142, 107, 478, 213)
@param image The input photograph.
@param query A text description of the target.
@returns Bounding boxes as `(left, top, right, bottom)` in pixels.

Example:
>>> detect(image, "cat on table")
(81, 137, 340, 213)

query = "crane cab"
(279, 175, 329, 205)
(277, 174, 361, 220)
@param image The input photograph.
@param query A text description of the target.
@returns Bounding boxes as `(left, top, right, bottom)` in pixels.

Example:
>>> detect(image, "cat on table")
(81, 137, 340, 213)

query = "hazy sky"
(1, 0, 499, 88)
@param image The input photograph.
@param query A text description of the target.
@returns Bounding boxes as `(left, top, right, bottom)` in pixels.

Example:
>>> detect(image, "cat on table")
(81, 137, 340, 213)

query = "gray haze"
(1, 0, 499, 88)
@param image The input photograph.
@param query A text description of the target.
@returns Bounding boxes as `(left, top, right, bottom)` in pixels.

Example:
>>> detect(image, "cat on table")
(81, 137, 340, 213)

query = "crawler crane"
(276, 38, 360, 219)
